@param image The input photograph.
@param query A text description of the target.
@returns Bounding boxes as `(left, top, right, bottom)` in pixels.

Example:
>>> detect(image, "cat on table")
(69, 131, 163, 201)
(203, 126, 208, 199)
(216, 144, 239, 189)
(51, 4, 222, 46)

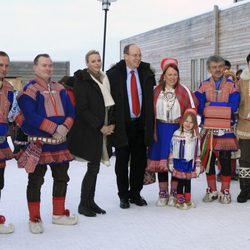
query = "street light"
(98, 0, 117, 71)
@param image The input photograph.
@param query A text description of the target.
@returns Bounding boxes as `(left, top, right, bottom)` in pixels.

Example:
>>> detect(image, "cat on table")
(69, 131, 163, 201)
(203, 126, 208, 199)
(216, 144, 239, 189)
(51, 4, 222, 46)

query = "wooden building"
(7, 61, 70, 87)
(120, 0, 250, 89)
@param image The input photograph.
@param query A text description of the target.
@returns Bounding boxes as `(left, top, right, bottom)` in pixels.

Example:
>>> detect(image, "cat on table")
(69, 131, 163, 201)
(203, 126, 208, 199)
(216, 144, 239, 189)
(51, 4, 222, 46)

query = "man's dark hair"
(236, 69, 243, 76)
(0, 51, 9, 59)
(246, 53, 250, 64)
(33, 53, 50, 65)
(224, 60, 231, 69)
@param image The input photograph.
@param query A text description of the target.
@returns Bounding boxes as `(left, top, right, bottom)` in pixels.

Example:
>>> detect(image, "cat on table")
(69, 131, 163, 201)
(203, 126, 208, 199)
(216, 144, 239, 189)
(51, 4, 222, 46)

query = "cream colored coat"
(237, 67, 250, 139)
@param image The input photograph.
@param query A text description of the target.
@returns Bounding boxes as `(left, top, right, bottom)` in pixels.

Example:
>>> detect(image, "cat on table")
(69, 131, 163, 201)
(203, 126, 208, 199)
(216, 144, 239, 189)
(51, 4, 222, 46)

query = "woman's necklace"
(162, 88, 176, 119)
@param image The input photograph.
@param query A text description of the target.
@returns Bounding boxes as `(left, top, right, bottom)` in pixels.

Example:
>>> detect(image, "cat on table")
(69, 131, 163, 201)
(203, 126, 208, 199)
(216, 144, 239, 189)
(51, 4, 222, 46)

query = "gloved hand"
(55, 124, 68, 137)
(168, 164, 174, 172)
(195, 167, 201, 177)
(53, 132, 64, 140)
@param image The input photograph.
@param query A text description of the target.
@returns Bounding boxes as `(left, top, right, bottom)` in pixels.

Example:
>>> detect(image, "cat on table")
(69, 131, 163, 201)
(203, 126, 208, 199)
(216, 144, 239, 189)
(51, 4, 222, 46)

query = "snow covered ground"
(1, 156, 250, 250)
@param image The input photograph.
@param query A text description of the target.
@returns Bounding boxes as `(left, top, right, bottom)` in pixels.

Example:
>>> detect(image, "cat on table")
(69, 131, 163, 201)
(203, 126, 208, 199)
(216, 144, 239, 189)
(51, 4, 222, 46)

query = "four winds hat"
(160, 58, 178, 71)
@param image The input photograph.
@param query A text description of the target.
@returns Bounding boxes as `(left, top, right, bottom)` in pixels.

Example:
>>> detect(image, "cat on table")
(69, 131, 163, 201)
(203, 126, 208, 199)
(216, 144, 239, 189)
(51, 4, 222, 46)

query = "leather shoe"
(129, 196, 147, 206)
(120, 198, 130, 209)
(89, 201, 106, 214)
(78, 204, 96, 217)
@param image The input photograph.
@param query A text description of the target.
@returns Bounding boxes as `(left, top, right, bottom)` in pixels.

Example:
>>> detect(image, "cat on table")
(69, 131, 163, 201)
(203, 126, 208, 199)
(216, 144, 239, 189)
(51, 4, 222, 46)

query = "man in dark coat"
(107, 43, 155, 208)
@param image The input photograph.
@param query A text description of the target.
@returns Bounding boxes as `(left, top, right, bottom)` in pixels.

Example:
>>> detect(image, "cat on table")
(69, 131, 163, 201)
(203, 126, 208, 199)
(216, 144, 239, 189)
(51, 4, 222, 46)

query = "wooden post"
(213, 5, 219, 55)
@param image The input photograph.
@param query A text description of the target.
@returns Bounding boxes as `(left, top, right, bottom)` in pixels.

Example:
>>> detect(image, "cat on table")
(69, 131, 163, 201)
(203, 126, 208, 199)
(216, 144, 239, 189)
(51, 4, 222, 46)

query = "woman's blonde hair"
(85, 50, 100, 64)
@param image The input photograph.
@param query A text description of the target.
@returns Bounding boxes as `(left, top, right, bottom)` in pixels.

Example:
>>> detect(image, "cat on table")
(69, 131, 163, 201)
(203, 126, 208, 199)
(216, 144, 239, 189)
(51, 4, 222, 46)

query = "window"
(200, 58, 208, 82)
(191, 59, 199, 90)
(236, 63, 246, 70)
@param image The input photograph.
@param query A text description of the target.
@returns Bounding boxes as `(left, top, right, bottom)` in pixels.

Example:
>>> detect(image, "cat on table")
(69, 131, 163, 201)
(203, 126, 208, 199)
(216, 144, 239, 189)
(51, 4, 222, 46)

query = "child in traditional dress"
(168, 108, 201, 209)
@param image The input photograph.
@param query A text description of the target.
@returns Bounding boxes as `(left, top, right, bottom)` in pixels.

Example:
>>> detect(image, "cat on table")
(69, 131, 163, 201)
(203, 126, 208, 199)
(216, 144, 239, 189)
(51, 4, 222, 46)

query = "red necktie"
(131, 70, 140, 116)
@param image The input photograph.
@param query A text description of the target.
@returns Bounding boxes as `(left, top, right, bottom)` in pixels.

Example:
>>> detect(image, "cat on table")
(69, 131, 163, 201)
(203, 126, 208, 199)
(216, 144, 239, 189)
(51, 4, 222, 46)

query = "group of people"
(0, 45, 250, 235)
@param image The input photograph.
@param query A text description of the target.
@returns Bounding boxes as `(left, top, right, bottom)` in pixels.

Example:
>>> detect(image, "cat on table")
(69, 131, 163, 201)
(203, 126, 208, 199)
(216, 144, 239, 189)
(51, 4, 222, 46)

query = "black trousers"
(27, 162, 70, 202)
(0, 167, 5, 191)
(207, 151, 231, 176)
(239, 140, 250, 189)
(80, 161, 100, 204)
(239, 139, 250, 169)
(177, 179, 191, 194)
(115, 121, 146, 199)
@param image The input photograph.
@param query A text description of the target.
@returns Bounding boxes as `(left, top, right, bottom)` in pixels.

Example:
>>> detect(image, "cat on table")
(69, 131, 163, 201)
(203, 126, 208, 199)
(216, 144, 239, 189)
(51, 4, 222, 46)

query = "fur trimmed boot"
(0, 215, 15, 234)
(29, 218, 43, 234)
(52, 197, 78, 225)
(176, 194, 188, 210)
(184, 193, 196, 208)
(52, 209, 78, 225)
(0, 191, 15, 234)
(168, 191, 177, 207)
(156, 190, 169, 207)
(28, 202, 43, 234)
(203, 187, 218, 202)
(219, 189, 231, 204)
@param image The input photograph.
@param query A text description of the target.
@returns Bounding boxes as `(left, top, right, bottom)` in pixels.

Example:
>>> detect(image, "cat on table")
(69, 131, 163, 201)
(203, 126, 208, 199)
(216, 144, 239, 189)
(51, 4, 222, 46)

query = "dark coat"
(67, 69, 114, 163)
(106, 60, 155, 147)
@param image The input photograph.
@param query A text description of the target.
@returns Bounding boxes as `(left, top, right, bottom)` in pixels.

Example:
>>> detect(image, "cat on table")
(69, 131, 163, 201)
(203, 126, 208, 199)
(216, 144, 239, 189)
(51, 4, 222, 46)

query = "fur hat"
(160, 58, 178, 71)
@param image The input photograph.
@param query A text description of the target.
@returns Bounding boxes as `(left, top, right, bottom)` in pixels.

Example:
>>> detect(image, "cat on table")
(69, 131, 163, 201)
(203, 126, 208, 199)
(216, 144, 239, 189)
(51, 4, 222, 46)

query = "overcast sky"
(1, 0, 236, 74)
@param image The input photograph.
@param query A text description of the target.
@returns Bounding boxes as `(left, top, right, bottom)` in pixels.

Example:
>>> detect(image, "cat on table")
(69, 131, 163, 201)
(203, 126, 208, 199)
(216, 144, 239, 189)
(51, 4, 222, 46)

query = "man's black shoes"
(120, 198, 130, 209)
(129, 196, 147, 206)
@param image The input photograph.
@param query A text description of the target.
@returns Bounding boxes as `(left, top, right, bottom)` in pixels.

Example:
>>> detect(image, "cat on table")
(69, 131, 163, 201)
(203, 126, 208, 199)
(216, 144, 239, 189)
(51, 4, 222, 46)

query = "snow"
(1, 156, 250, 250)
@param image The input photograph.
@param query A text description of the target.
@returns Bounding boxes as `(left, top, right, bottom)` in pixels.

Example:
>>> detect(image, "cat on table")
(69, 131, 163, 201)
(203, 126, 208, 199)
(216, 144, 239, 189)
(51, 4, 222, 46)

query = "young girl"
(168, 108, 201, 209)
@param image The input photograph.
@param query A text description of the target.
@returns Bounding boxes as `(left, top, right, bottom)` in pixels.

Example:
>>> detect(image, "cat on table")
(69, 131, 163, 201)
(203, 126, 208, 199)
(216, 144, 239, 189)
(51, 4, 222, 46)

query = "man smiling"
(17, 54, 77, 234)
(195, 55, 240, 204)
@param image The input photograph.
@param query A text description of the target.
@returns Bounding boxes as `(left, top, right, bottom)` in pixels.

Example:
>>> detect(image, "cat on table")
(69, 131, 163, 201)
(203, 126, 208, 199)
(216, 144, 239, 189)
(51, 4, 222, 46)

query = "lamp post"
(98, 0, 117, 71)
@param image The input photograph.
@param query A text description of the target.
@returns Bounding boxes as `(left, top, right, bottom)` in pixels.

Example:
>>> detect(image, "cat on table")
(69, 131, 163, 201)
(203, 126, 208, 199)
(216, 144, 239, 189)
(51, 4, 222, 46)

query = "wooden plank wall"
(219, 4, 250, 70)
(120, 2, 250, 87)
(7, 61, 70, 84)
(121, 12, 215, 88)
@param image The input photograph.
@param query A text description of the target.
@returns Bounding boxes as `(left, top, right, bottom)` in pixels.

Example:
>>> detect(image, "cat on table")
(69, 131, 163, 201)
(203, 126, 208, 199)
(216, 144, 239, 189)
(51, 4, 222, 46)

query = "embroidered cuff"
(40, 119, 57, 135)
(63, 117, 74, 130)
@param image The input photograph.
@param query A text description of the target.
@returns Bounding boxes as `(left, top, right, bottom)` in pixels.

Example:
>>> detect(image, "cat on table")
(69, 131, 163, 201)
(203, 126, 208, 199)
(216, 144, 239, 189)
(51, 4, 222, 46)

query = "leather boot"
(89, 175, 106, 214)
(78, 201, 96, 217)
(237, 178, 250, 203)
(78, 174, 96, 217)
(89, 201, 106, 214)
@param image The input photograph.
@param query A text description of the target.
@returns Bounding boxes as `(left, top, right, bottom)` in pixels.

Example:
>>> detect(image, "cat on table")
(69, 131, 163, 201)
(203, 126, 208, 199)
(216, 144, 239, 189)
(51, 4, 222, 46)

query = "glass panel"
(191, 59, 199, 90)
(200, 58, 208, 82)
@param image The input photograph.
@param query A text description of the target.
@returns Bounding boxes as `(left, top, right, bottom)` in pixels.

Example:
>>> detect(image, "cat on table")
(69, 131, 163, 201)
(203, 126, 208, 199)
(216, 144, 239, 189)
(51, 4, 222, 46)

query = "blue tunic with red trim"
(195, 76, 240, 168)
(0, 80, 14, 165)
(195, 76, 240, 149)
(17, 77, 75, 165)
